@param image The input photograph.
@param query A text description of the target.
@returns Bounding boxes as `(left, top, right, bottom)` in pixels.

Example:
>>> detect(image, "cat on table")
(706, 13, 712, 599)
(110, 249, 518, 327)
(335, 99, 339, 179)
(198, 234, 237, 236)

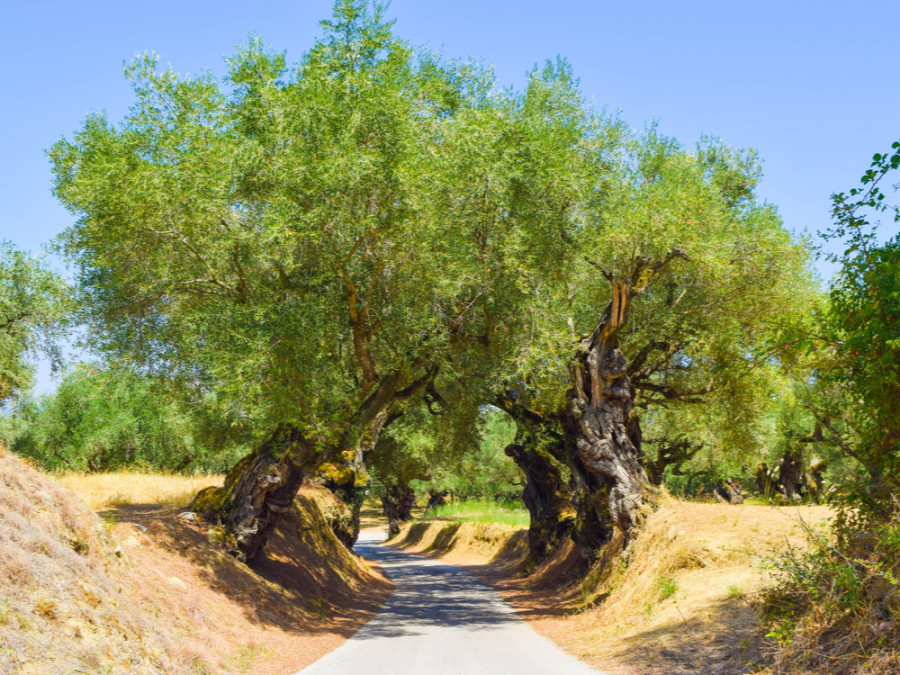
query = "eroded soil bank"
(1, 449, 392, 675)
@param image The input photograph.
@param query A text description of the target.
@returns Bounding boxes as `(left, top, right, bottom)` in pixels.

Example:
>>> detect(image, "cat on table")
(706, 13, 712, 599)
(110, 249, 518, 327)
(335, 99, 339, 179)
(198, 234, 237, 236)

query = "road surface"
(298, 530, 605, 675)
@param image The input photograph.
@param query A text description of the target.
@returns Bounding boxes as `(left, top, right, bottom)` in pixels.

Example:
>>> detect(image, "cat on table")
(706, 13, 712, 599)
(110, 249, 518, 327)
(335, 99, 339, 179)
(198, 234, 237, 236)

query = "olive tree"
(50, 1, 607, 559)
(0, 242, 70, 401)
(498, 133, 817, 558)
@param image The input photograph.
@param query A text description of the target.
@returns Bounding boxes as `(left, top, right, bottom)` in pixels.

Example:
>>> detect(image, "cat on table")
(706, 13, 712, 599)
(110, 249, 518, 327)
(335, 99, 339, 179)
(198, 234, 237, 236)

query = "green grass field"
(423, 499, 530, 528)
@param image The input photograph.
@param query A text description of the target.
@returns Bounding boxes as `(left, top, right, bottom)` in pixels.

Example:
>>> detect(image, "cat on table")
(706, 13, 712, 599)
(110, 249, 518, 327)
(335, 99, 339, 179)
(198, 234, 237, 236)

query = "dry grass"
(392, 519, 529, 567)
(0, 448, 200, 674)
(524, 497, 832, 674)
(1, 448, 392, 674)
(58, 471, 223, 511)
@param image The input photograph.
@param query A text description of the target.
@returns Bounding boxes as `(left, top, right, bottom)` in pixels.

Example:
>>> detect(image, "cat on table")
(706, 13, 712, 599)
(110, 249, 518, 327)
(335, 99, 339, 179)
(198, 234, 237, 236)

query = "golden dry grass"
(529, 497, 832, 674)
(58, 471, 223, 511)
(393, 519, 529, 566)
(1, 451, 392, 674)
(0, 448, 202, 674)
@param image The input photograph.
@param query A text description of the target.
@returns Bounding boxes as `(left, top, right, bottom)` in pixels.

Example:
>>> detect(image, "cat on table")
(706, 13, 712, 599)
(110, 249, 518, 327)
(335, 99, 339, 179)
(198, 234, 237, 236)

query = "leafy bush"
(0, 364, 252, 473)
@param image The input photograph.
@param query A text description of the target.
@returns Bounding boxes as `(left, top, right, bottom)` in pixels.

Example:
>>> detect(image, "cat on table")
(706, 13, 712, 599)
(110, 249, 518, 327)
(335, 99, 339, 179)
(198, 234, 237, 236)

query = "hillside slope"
(0, 448, 391, 674)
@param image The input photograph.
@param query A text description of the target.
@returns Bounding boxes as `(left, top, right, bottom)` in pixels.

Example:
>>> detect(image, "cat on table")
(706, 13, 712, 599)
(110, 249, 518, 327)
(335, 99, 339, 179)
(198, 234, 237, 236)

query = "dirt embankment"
(0, 448, 392, 675)
(390, 498, 832, 675)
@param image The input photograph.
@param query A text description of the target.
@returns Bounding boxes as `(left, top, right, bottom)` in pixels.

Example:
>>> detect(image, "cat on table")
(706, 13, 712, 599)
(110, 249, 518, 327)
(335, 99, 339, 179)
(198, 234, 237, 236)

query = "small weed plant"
(657, 575, 678, 600)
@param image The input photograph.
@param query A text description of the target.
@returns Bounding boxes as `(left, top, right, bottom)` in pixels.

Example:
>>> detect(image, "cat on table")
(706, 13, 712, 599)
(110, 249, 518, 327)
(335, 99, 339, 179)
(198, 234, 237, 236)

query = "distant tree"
(0, 242, 70, 401)
(3, 363, 252, 473)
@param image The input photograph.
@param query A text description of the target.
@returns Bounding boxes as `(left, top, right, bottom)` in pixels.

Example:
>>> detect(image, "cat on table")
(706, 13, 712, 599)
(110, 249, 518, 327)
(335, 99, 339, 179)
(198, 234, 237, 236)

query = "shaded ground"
(2, 450, 393, 675)
(97, 489, 394, 675)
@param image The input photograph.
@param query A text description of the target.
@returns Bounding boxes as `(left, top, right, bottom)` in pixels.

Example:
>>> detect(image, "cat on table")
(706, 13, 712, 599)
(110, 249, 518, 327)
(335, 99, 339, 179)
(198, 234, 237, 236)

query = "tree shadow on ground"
(100, 494, 392, 638)
(605, 598, 764, 675)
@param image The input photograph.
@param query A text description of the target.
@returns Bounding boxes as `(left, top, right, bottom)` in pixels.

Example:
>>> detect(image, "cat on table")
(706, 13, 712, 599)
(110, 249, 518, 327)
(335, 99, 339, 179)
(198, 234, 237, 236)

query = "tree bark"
(426, 489, 450, 511)
(381, 482, 416, 538)
(643, 436, 703, 486)
(713, 478, 744, 504)
(192, 425, 317, 562)
(496, 395, 577, 564)
(505, 440, 575, 565)
(317, 444, 369, 549)
(561, 281, 654, 552)
(777, 450, 805, 500)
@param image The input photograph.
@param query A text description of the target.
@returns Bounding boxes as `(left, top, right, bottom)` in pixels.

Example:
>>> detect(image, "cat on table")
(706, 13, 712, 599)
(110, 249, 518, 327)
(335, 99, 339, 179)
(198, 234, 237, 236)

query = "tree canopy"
(48, 0, 818, 559)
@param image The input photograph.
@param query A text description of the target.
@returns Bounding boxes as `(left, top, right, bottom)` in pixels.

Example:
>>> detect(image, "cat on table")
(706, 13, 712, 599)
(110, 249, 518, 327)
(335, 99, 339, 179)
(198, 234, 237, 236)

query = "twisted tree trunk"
(505, 440, 574, 565)
(318, 442, 370, 549)
(381, 483, 416, 538)
(192, 425, 317, 562)
(562, 281, 653, 552)
(194, 367, 431, 561)
(496, 395, 576, 564)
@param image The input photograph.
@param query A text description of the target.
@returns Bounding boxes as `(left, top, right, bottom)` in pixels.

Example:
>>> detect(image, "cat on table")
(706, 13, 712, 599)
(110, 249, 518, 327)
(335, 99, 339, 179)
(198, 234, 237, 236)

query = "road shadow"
(348, 539, 523, 640)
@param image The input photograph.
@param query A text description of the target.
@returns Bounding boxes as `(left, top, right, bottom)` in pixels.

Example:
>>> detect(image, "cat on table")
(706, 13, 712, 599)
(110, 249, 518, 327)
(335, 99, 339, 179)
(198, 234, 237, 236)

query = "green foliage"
(657, 575, 678, 600)
(422, 500, 529, 528)
(800, 141, 900, 507)
(47, 0, 816, 514)
(1, 363, 251, 472)
(761, 142, 900, 672)
(0, 242, 71, 401)
(49, 0, 611, 460)
(369, 403, 520, 501)
(415, 405, 520, 502)
(762, 506, 900, 668)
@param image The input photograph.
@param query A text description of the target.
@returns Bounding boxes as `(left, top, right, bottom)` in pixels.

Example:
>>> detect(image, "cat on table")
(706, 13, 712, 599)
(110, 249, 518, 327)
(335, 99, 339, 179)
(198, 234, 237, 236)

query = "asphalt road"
(298, 530, 605, 675)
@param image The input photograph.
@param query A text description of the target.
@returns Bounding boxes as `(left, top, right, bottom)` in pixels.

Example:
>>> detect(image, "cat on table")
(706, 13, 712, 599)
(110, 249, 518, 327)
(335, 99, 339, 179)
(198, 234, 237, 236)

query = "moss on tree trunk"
(192, 425, 317, 561)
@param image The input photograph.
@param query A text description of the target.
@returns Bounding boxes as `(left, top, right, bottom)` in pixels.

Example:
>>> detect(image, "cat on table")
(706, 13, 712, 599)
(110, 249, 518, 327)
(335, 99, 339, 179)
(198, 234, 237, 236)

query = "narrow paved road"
(298, 530, 605, 675)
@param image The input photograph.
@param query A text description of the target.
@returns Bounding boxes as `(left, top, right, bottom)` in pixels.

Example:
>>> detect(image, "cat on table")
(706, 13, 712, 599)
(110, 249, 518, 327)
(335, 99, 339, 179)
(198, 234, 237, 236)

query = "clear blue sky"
(2, 0, 898, 392)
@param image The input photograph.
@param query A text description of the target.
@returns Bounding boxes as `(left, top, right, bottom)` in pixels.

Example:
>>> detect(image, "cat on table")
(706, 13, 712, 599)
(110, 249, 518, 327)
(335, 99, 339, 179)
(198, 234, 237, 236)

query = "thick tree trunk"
(192, 425, 317, 561)
(643, 437, 703, 486)
(318, 444, 369, 549)
(505, 440, 574, 565)
(381, 483, 416, 538)
(778, 450, 806, 500)
(561, 281, 653, 552)
(496, 396, 577, 564)
(755, 462, 777, 497)
(426, 489, 450, 511)
(192, 358, 434, 561)
(319, 402, 406, 547)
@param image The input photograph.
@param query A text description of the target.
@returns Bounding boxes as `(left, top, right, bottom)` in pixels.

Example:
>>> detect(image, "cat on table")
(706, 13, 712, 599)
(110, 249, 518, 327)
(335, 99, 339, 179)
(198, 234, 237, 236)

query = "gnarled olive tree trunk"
(496, 396, 576, 564)
(561, 281, 653, 552)
(317, 442, 370, 549)
(505, 440, 574, 565)
(192, 425, 316, 562)
(381, 482, 416, 538)
(194, 368, 428, 561)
